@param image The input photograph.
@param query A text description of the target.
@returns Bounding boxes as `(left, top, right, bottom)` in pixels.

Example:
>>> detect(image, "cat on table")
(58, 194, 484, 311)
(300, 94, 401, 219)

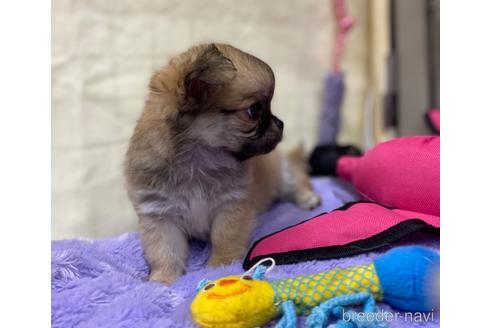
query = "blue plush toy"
(374, 246, 440, 312)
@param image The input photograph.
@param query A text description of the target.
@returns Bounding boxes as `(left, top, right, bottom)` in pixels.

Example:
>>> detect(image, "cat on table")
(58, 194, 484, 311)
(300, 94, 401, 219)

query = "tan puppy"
(125, 44, 320, 284)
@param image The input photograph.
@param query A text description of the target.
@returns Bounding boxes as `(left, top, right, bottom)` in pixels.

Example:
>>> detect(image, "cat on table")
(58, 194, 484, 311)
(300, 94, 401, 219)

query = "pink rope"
(331, 0, 354, 72)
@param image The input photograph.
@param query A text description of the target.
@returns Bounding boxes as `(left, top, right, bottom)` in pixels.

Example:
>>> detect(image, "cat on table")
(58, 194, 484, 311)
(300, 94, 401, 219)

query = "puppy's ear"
(183, 44, 236, 110)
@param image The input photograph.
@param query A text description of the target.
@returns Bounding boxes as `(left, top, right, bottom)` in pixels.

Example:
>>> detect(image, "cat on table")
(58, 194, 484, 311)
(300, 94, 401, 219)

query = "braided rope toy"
(191, 246, 439, 328)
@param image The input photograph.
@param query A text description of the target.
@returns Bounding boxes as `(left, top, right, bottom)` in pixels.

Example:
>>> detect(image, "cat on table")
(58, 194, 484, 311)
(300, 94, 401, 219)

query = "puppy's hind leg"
(139, 216, 188, 284)
(280, 146, 321, 210)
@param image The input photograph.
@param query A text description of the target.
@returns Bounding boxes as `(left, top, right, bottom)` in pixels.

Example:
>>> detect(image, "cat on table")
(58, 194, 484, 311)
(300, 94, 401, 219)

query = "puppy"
(125, 44, 320, 284)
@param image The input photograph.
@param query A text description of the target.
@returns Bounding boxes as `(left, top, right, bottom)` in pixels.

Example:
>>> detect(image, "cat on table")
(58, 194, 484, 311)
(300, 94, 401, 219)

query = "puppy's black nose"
(272, 116, 284, 131)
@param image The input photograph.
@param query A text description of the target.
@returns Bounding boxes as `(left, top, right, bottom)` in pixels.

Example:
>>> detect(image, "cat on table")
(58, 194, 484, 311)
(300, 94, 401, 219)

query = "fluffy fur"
(125, 43, 320, 284)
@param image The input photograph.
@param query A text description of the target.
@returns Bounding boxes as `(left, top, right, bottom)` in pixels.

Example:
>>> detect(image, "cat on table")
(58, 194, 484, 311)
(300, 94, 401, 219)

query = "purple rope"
(317, 72, 345, 145)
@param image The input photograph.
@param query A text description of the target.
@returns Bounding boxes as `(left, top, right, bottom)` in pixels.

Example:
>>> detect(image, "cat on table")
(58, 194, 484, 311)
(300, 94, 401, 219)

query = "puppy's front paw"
(207, 251, 242, 267)
(207, 256, 228, 268)
(296, 191, 322, 210)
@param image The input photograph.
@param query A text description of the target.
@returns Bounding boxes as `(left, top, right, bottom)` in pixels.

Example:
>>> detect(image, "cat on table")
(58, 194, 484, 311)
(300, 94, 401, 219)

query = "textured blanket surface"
(52, 178, 439, 327)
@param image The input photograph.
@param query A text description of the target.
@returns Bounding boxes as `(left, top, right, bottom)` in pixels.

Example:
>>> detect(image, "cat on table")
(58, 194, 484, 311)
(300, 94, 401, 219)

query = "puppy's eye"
(246, 103, 262, 120)
(241, 275, 253, 280)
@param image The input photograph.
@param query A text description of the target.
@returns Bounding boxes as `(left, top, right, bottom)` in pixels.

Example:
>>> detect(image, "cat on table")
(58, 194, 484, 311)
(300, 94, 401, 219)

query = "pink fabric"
(428, 108, 440, 132)
(248, 202, 439, 261)
(331, 0, 354, 72)
(336, 136, 440, 216)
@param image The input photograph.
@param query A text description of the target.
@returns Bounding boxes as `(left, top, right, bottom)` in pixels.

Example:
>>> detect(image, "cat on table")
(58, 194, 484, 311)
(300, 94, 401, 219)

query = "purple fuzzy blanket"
(52, 178, 439, 327)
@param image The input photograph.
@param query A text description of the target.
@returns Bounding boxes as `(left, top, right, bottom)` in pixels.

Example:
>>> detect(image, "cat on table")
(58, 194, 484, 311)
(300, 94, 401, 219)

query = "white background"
(0, 0, 491, 326)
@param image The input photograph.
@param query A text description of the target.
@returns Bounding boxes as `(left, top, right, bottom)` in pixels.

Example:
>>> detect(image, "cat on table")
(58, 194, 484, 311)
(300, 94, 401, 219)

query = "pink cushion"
(427, 108, 440, 132)
(336, 136, 440, 216)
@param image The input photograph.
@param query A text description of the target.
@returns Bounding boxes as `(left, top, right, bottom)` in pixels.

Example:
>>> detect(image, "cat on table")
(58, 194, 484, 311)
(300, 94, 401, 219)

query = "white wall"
(52, 0, 371, 239)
